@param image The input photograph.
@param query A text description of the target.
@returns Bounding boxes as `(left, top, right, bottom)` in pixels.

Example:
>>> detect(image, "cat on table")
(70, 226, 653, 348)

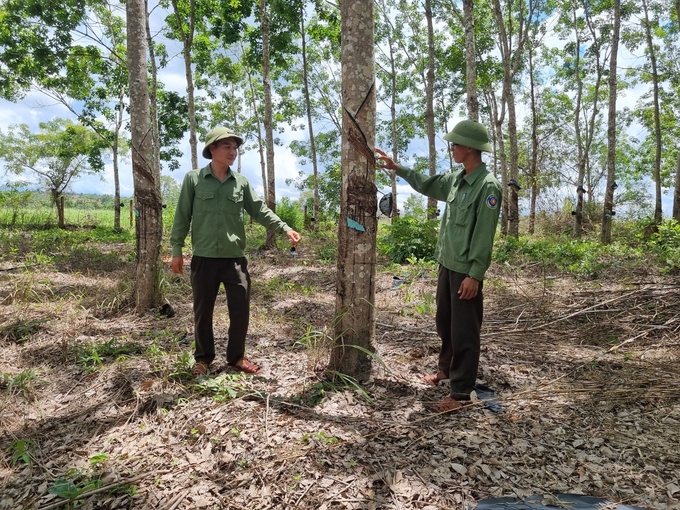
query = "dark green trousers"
(191, 256, 251, 365)
(435, 266, 484, 401)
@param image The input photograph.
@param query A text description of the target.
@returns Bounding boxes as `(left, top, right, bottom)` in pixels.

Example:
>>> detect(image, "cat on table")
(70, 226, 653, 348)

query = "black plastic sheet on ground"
(474, 383, 504, 413)
(474, 493, 645, 509)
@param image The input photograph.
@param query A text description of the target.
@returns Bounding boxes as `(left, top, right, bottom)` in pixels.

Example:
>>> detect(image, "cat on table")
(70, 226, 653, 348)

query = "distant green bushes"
(274, 197, 305, 233)
(3, 187, 678, 279)
(375, 214, 678, 278)
(377, 216, 439, 264)
(493, 219, 680, 277)
(641, 220, 680, 274)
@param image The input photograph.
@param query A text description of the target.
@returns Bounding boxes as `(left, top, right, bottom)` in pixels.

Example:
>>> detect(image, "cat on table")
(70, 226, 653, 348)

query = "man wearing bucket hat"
(376, 120, 501, 412)
(170, 126, 301, 376)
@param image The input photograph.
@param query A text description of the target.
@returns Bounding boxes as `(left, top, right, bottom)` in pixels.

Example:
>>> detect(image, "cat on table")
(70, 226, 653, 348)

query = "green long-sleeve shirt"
(170, 164, 291, 258)
(395, 163, 502, 281)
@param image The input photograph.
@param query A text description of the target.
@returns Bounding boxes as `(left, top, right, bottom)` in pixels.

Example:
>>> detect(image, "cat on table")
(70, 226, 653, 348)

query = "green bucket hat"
(443, 120, 492, 152)
(202, 127, 244, 159)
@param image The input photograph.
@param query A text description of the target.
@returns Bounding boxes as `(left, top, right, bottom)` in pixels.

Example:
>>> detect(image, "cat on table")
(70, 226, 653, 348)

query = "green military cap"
(443, 120, 493, 152)
(202, 127, 244, 159)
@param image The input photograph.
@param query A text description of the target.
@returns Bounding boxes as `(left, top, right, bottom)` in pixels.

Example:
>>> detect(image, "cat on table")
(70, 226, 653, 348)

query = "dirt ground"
(0, 241, 679, 509)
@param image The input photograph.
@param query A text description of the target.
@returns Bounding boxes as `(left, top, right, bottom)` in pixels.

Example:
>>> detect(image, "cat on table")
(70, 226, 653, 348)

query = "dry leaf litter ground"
(0, 239, 679, 509)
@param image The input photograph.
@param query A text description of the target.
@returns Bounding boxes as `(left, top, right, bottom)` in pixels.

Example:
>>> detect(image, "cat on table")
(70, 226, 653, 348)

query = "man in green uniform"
(170, 127, 301, 376)
(376, 120, 501, 411)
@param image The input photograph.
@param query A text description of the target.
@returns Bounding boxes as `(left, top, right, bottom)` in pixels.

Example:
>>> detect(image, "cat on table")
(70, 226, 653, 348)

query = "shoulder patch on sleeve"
(486, 195, 498, 209)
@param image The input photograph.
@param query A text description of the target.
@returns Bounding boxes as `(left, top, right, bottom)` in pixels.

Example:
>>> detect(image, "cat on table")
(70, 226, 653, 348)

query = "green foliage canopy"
(0, 120, 108, 200)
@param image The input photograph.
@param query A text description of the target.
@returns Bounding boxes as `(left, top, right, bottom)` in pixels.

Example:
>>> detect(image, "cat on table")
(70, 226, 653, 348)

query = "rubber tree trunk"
(493, 0, 533, 238)
(641, 0, 662, 224)
(113, 85, 124, 231)
(674, 154, 680, 221)
(171, 0, 198, 171)
(675, 0, 680, 222)
(527, 44, 538, 235)
(572, 2, 585, 238)
(601, 0, 620, 245)
(330, 0, 377, 383)
(260, 0, 278, 250)
(126, 0, 163, 312)
(300, 12, 320, 227)
(424, 0, 437, 219)
(378, 0, 400, 221)
(463, 0, 478, 121)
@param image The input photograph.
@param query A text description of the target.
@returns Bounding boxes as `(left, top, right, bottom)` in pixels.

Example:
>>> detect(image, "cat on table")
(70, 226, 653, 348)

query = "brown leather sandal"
(432, 396, 465, 412)
(192, 361, 210, 376)
(422, 371, 448, 385)
(229, 357, 261, 374)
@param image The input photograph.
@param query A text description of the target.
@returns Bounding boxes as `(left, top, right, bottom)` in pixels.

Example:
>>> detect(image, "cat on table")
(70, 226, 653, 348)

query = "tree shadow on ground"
(0, 369, 137, 453)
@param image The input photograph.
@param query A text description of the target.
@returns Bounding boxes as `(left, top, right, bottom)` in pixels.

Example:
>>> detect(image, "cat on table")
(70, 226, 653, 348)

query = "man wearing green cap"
(376, 120, 501, 412)
(170, 127, 301, 376)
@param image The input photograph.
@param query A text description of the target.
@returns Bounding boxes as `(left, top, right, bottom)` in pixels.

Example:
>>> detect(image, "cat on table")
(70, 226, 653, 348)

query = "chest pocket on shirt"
(195, 191, 217, 213)
(453, 198, 475, 227)
(225, 189, 244, 215)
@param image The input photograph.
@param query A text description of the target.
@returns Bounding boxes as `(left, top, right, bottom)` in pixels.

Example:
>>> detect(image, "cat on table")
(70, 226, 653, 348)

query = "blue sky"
(0, 90, 308, 203)
(0, 7, 675, 218)
(0, 6, 310, 205)
(1, 84, 673, 217)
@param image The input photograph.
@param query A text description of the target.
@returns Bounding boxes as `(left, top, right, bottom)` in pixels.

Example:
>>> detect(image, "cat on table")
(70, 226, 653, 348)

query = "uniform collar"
(199, 164, 234, 180)
(455, 162, 487, 186)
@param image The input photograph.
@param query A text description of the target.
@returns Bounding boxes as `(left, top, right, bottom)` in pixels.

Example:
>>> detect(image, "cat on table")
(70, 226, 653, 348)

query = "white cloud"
(0, 93, 305, 204)
(0, 93, 73, 133)
(1, 5, 674, 220)
(159, 70, 191, 95)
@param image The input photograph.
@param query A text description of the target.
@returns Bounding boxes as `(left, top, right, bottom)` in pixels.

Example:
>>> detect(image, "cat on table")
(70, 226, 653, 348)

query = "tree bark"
(528, 45, 538, 235)
(53, 189, 65, 229)
(572, 1, 585, 237)
(488, 89, 508, 235)
(463, 0, 478, 121)
(113, 84, 124, 231)
(425, 0, 437, 219)
(675, 0, 680, 222)
(330, 0, 377, 382)
(674, 151, 680, 221)
(493, 0, 531, 238)
(171, 0, 198, 170)
(572, 0, 606, 234)
(300, 11, 320, 226)
(601, 0, 620, 244)
(145, 2, 161, 199)
(260, 0, 278, 250)
(379, 0, 400, 220)
(241, 39, 267, 188)
(127, 0, 163, 312)
(642, 0, 662, 224)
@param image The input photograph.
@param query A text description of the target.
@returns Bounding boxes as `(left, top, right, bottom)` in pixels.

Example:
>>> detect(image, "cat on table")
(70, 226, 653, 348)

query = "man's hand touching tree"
(375, 148, 398, 171)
